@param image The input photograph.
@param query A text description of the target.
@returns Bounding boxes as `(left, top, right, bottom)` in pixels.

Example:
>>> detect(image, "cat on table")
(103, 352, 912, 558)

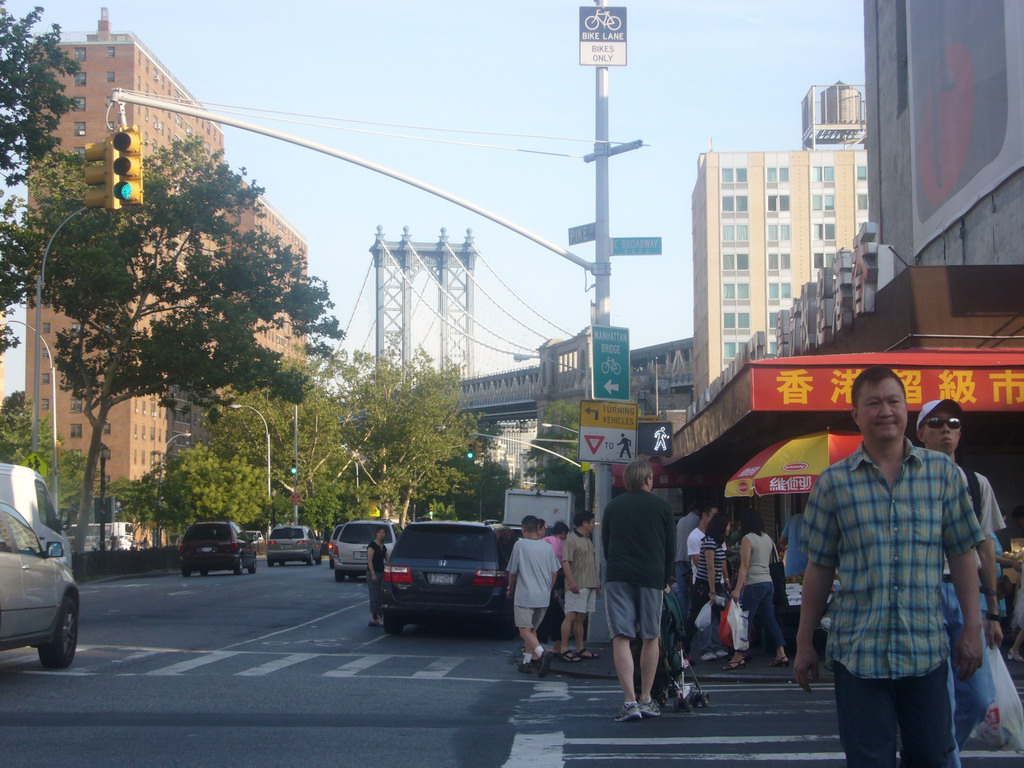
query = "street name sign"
(578, 400, 639, 463)
(568, 222, 596, 245)
(612, 237, 662, 255)
(591, 325, 630, 401)
(579, 6, 627, 67)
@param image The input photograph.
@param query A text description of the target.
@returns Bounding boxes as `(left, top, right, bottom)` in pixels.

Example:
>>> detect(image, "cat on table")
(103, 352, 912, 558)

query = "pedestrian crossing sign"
(22, 451, 49, 478)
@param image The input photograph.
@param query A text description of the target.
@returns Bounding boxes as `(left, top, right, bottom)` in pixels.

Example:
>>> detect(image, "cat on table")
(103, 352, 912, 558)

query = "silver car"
(329, 520, 401, 581)
(266, 525, 322, 566)
(0, 500, 79, 668)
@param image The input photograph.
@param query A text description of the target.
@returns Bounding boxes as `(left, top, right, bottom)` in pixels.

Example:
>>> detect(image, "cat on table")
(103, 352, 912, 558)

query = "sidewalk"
(531, 644, 1024, 685)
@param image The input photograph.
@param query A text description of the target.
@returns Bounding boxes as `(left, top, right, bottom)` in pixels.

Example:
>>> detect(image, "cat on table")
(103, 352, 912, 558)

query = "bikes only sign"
(579, 6, 627, 66)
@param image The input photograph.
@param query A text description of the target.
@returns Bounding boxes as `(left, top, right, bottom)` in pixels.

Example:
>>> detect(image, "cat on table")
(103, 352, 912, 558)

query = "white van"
(0, 463, 71, 567)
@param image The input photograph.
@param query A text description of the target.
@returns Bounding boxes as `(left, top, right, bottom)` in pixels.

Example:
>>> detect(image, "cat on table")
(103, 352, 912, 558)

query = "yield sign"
(584, 435, 605, 454)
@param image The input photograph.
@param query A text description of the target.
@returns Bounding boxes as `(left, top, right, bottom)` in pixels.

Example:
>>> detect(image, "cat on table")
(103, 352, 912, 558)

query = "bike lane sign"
(579, 6, 627, 66)
(591, 324, 630, 401)
(578, 400, 638, 464)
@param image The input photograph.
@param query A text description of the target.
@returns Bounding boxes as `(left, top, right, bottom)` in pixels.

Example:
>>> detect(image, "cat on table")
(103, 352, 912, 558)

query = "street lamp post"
(97, 443, 110, 552)
(228, 404, 272, 501)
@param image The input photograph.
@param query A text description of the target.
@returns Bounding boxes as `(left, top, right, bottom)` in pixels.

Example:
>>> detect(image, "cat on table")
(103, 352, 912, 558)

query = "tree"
(160, 444, 265, 529)
(532, 400, 585, 507)
(20, 139, 342, 552)
(334, 349, 477, 526)
(0, 391, 32, 462)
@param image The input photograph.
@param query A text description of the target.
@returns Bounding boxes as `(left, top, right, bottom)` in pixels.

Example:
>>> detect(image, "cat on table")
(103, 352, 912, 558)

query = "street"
(1, 564, 1021, 767)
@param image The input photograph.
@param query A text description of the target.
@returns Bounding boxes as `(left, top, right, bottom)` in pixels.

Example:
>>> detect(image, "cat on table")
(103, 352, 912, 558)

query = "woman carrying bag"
(722, 508, 789, 671)
(686, 511, 732, 662)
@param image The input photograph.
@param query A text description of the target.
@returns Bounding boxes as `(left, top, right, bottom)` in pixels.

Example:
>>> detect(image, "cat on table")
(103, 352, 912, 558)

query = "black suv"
(179, 521, 257, 577)
(381, 521, 518, 636)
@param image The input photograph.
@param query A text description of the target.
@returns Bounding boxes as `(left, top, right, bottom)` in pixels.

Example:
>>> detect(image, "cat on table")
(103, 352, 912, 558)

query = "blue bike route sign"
(579, 6, 627, 67)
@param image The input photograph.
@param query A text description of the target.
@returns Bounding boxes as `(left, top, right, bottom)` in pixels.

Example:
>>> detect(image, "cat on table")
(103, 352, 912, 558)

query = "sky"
(2, 0, 866, 395)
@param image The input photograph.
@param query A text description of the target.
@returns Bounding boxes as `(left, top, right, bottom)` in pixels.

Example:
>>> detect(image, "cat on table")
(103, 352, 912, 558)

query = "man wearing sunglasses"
(916, 398, 1004, 767)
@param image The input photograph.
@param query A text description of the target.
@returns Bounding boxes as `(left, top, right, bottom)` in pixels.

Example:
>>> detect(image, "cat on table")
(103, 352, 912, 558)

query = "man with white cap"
(916, 398, 1004, 767)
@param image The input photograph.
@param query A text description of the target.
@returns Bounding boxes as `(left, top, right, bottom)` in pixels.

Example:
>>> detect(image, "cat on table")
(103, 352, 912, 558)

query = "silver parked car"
(266, 525, 322, 566)
(328, 519, 401, 581)
(0, 500, 79, 668)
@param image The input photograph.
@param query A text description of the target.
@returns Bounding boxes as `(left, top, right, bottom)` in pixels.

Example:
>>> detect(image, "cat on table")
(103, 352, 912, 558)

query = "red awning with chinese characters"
(748, 349, 1024, 412)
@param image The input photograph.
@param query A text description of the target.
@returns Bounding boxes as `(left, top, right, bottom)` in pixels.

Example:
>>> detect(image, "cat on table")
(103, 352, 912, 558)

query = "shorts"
(514, 605, 547, 630)
(604, 580, 663, 640)
(564, 587, 598, 615)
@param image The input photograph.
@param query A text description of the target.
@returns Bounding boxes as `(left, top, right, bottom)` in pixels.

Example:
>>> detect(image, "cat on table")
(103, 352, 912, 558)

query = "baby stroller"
(632, 590, 711, 713)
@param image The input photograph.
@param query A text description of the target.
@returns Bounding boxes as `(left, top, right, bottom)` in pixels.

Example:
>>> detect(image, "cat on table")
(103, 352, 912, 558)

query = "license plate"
(199, 547, 213, 553)
(428, 572, 456, 586)
(355, 550, 367, 559)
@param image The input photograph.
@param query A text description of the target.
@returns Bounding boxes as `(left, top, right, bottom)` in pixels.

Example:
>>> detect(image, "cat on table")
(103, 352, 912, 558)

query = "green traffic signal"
(289, 464, 298, 476)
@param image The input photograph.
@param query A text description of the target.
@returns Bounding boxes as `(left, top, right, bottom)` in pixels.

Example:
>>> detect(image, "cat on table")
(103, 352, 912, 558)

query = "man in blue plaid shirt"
(795, 366, 984, 767)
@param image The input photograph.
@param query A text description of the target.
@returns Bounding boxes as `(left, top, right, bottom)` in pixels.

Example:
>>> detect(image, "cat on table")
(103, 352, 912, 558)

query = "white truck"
(503, 489, 574, 530)
(0, 463, 71, 566)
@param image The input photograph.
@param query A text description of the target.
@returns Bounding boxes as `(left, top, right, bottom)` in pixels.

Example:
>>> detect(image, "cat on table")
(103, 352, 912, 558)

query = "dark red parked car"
(179, 521, 257, 577)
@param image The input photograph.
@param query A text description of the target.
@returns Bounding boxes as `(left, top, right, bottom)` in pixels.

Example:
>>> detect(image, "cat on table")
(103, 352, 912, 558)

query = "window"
(43, 323, 51, 333)
(769, 312, 779, 328)
(857, 165, 868, 180)
(736, 168, 747, 182)
(767, 224, 779, 241)
(735, 225, 749, 241)
(769, 283, 779, 299)
(107, 71, 115, 83)
(780, 253, 791, 270)
(41, 399, 49, 411)
(778, 195, 789, 211)
(723, 225, 735, 241)
(722, 168, 734, 182)
(723, 284, 736, 299)
(70, 399, 83, 413)
(779, 167, 789, 182)
(722, 253, 735, 270)
(74, 72, 87, 86)
(857, 193, 868, 210)
(150, 427, 155, 439)
(767, 168, 777, 183)
(722, 196, 734, 212)
(824, 167, 835, 181)
(825, 223, 836, 240)
(824, 194, 835, 211)
(813, 223, 836, 240)
(103, 423, 111, 434)
(70, 424, 83, 439)
(107, 46, 116, 58)
(769, 253, 779, 270)
(770, 341, 778, 355)
(724, 342, 737, 359)
(41, 372, 50, 384)
(735, 196, 747, 212)
(723, 313, 736, 329)
(736, 253, 749, 270)
(74, 47, 86, 62)
(812, 167, 822, 182)
(781, 283, 791, 299)
(737, 313, 749, 329)
(74, 122, 86, 136)
(812, 195, 823, 211)
(737, 283, 749, 299)
(780, 224, 791, 240)
(73, 97, 86, 111)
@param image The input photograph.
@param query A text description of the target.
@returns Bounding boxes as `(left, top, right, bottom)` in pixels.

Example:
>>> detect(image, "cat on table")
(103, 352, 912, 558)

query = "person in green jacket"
(601, 459, 675, 722)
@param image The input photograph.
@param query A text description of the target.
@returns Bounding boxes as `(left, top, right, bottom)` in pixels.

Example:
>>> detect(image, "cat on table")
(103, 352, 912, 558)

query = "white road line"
(324, 655, 392, 677)
(234, 653, 320, 676)
(113, 649, 168, 664)
(412, 656, 463, 678)
(146, 651, 240, 676)
(218, 601, 365, 650)
(502, 731, 565, 768)
(530, 681, 571, 702)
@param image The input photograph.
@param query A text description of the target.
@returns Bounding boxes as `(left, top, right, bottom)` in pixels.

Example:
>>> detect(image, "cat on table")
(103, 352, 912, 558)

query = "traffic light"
(465, 441, 476, 460)
(83, 136, 119, 210)
(111, 126, 144, 206)
(289, 463, 298, 477)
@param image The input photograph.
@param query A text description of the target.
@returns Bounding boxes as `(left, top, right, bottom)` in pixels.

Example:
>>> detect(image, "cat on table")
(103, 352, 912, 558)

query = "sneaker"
(700, 651, 717, 662)
(714, 649, 730, 658)
(614, 701, 642, 722)
(537, 651, 554, 678)
(637, 699, 661, 719)
(517, 662, 534, 674)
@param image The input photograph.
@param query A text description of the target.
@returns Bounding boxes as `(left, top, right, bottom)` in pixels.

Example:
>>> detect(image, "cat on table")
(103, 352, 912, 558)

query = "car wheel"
(382, 616, 404, 635)
(334, 568, 345, 582)
(181, 567, 191, 577)
(38, 597, 78, 669)
(305, 552, 313, 566)
(329, 557, 335, 569)
(247, 557, 257, 574)
(200, 570, 209, 576)
(233, 558, 243, 575)
(314, 555, 322, 565)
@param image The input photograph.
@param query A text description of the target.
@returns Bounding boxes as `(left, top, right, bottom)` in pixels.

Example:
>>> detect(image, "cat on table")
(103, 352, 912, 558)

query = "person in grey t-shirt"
(673, 504, 702, 607)
(507, 515, 560, 675)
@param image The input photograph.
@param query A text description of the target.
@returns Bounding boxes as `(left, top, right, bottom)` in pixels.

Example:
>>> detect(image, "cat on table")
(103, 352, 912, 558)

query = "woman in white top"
(722, 508, 788, 671)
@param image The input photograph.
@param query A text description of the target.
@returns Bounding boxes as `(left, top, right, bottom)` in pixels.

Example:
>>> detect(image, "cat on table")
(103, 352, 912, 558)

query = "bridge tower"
(370, 226, 477, 375)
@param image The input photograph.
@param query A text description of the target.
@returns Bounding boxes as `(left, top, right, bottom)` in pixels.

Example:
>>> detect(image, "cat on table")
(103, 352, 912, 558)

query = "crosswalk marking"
(323, 654, 392, 677)
(412, 656, 463, 678)
(235, 653, 320, 677)
(146, 651, 241, 676)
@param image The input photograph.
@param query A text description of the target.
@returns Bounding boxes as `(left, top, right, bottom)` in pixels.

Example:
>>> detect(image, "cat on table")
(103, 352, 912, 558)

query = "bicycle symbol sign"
(578, 6, 627, 67)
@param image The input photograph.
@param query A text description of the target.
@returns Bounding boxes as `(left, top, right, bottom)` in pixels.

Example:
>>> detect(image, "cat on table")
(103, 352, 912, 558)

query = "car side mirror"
(47, 541, 65, 558)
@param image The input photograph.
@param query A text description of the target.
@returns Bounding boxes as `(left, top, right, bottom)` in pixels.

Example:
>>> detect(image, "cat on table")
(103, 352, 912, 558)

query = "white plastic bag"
(727, 599, 750, 651)
(973, 646, 1024, 753)
(695, 601, 711, 630)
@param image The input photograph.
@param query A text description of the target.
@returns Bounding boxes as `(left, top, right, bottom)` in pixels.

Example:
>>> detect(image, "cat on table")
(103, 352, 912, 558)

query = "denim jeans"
(941, 581, 995, 767)
(833, 661, 953, 768)
(739, 581, 785, 651)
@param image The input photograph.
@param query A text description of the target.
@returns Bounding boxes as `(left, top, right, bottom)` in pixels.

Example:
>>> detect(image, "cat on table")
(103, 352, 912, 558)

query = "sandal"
(558, 651, 582, 663)
(576, 649, 600, 660)
(722, 658, 746, 671)
(1009, 651, 1024, 663)
(769, 657, 790, 667)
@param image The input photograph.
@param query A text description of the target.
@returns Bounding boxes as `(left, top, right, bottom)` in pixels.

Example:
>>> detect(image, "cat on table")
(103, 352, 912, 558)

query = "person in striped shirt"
(795, 365, 984, 768)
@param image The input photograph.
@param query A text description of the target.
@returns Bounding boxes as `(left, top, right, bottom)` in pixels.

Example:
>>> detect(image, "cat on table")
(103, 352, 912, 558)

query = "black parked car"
(381, 521, 518, 636)
(179, 521, 257, 577)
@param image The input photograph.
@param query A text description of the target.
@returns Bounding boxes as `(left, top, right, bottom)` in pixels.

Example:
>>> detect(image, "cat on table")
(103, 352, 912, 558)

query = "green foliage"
(0, 2, 78, 188)
(430, 453, 513, 521)
(533, 401, 585, 506)
(160, 444, 265, 530)
(108, 474, 158, 531)
(0, 391, 31, 462)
